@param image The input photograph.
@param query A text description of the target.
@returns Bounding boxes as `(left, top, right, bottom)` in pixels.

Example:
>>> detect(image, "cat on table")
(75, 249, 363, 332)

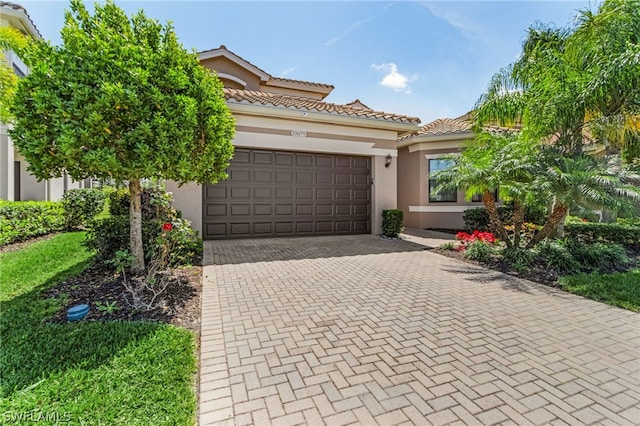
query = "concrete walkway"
(200, 235, 639, 425)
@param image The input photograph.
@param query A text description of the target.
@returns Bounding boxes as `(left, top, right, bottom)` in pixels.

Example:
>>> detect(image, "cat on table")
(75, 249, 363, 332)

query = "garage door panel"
(203, 149, 371, 239)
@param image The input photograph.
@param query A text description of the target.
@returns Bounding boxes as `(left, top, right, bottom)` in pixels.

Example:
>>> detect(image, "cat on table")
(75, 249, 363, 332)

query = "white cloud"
(423, 2, 485, 40)
(324, 16, 373, 47)
(279, 66, 296, 77)
(371, 63, 416, 94)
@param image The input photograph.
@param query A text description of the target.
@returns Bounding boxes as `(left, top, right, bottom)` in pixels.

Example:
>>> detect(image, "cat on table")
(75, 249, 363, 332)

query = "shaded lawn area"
(0, 232, 197, 425)
(560, 269, 640, 312)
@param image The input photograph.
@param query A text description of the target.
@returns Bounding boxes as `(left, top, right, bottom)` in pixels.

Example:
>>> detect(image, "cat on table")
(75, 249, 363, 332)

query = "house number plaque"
(290, 130, 307, 137)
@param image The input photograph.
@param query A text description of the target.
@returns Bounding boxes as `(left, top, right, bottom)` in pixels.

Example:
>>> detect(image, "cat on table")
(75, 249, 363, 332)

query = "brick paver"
(199, 235, 639, 425)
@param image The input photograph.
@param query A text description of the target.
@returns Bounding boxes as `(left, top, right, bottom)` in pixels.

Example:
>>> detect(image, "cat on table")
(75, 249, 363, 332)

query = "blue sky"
(18, 0, 597, 124)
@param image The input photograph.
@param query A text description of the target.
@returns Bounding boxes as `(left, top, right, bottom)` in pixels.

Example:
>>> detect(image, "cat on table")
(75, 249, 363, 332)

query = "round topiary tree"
(10, 0, 235, 273)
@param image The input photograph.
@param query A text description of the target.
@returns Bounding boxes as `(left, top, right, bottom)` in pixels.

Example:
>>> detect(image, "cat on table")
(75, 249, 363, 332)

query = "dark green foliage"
(85, 215, 158, 263)
(108, 187, 172, 220)
(61, 188, 105, 229)
(560, 270, 640, 312)
(502, 247, 534, 270)
(0, 201, 64, 246)
(566, 240, 629, 272)
(565, 222, 640, 248)
(85, 216, 202, 266)
(463, 205, 546, 232)
(382, 209, 404, 238)
(535, 239, 582, 275)
(463, 241, 493, 262)
(108, 188, 129, 216)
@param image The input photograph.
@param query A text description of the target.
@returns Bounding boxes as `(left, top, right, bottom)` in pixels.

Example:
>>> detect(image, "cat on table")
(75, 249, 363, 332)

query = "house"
(167, 46, 421, 239)
(0, 2, 90, 202)
(397, 116, 484, 231)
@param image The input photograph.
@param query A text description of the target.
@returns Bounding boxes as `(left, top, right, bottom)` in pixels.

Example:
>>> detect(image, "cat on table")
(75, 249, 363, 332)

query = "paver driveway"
(199, 235, 640, 425)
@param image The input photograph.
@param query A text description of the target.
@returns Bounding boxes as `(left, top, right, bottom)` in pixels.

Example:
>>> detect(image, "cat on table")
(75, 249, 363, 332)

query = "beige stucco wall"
(166, 181, 203, 237)
(200, 56, 262, 91)
(0, 125, 14, 200)
(371, 154, 397, 235)
(397, 137, 491, 231)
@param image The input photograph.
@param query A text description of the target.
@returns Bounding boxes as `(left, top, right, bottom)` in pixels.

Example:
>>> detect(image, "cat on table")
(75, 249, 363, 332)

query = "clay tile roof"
(0, 2, 42, 38)
(399, 117, 472, 141)
(224, 88, 421, 124)
(269, 76, 334, 90)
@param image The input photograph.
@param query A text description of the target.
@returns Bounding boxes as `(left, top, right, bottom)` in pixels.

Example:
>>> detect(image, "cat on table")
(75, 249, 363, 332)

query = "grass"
(0, 232, 197, 425)
(560, 269, 640, 312)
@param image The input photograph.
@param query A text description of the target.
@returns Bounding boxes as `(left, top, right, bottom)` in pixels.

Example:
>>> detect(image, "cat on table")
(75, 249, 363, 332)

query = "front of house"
(168, 46, 421, 239)
(396, 117, 485, 231)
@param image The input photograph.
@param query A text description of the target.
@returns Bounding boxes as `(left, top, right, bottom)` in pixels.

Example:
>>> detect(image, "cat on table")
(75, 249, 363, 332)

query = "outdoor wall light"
(385, 154, 392, 168)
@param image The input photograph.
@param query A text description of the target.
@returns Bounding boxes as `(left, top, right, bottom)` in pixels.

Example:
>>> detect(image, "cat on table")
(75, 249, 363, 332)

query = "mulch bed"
(432, 246, 639, 287)
(43, 264, 202, 334)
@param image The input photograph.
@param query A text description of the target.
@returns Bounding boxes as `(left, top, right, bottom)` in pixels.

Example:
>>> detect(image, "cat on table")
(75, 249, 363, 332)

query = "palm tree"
(527, 151, 640, 247)
(432, 131, 536, 248)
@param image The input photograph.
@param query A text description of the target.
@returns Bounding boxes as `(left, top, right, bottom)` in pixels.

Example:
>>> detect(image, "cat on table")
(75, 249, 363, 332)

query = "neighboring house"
(168, 46, 421, 239)
(0, 2, 90, 202)
(397, 117, 486, 231)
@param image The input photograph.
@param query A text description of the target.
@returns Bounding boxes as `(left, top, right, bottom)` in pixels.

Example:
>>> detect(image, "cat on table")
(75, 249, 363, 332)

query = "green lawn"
(560, 269, 640, 312)
(0, 233, 197, 425)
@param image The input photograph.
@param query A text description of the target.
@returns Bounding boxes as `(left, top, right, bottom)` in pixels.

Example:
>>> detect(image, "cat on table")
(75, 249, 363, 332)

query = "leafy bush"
(85, 216, 202, 267)
(463, 204, 547, 232)
(463, 241, 493, 262)
(535, 239, 581, 275)
(0, 201, 65, 246)
(382, 209, 404, 238)
(61, 188, 105, 229)
(108, 188, 129, 216)
(159, 218, 203, 266)
(438, 241, 456, 250)
(85, 215, 159, 263)
(567, 240, 628, 272)
(565, 222, 640, 248)
(502, 247, 534, 271)
(108, 187, 174, 220)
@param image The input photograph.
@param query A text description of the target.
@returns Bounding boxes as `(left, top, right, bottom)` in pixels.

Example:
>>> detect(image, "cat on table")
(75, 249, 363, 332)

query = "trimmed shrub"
(565, 222, 640, 248)
(108, 188, 129, 216)
(61, 188, 105, 229)
(463, 241, 493, 262)
(464, 204, 547, 232)
(0, 201, 65, 246)
(382, 209, 404, 238)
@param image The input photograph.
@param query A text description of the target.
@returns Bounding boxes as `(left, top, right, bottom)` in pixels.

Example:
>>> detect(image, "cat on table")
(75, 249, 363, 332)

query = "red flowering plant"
(455, 230, 497, 251)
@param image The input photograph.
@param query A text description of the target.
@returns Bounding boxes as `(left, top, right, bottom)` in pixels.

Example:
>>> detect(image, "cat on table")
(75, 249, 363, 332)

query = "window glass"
(428, 159, 457, 202)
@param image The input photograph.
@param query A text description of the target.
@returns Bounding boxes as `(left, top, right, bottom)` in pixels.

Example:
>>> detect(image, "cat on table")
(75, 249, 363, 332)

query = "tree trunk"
(482, 191, 512, 248)
(526, 203, 569, 248)
(512, 200, 525, 248)
(129, 178, 145, 275)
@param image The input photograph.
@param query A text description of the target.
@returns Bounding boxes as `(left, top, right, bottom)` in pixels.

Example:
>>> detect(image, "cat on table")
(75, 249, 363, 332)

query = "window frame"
(427, 157, 457, 203)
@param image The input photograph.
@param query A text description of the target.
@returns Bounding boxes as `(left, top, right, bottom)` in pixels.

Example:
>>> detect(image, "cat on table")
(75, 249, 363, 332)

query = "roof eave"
(1, 4, 41, 39)
(227, 101, 421, 134)
(397, 131, 474, 148)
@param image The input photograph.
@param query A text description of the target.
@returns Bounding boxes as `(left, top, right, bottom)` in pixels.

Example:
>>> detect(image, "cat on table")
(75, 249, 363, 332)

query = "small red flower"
(163, 223, 173, 231)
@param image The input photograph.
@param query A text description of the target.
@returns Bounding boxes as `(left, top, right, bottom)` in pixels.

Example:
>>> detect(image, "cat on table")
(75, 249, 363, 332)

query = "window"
(472, 190, 498, 202)
(428, 158, 457, 202)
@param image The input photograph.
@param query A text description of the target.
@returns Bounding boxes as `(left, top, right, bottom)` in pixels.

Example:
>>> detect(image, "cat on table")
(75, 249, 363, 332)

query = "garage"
(203, 148, 371, 239)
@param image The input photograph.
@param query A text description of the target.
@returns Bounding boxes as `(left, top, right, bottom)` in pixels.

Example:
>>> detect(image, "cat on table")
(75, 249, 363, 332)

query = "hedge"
(0, 201, 65, 246)
(564, 222, 640, 248)
(382, 209, 404, 238)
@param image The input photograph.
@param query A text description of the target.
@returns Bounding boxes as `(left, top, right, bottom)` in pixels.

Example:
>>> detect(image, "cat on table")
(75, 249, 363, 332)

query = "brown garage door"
(203, 148, 371, 239)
